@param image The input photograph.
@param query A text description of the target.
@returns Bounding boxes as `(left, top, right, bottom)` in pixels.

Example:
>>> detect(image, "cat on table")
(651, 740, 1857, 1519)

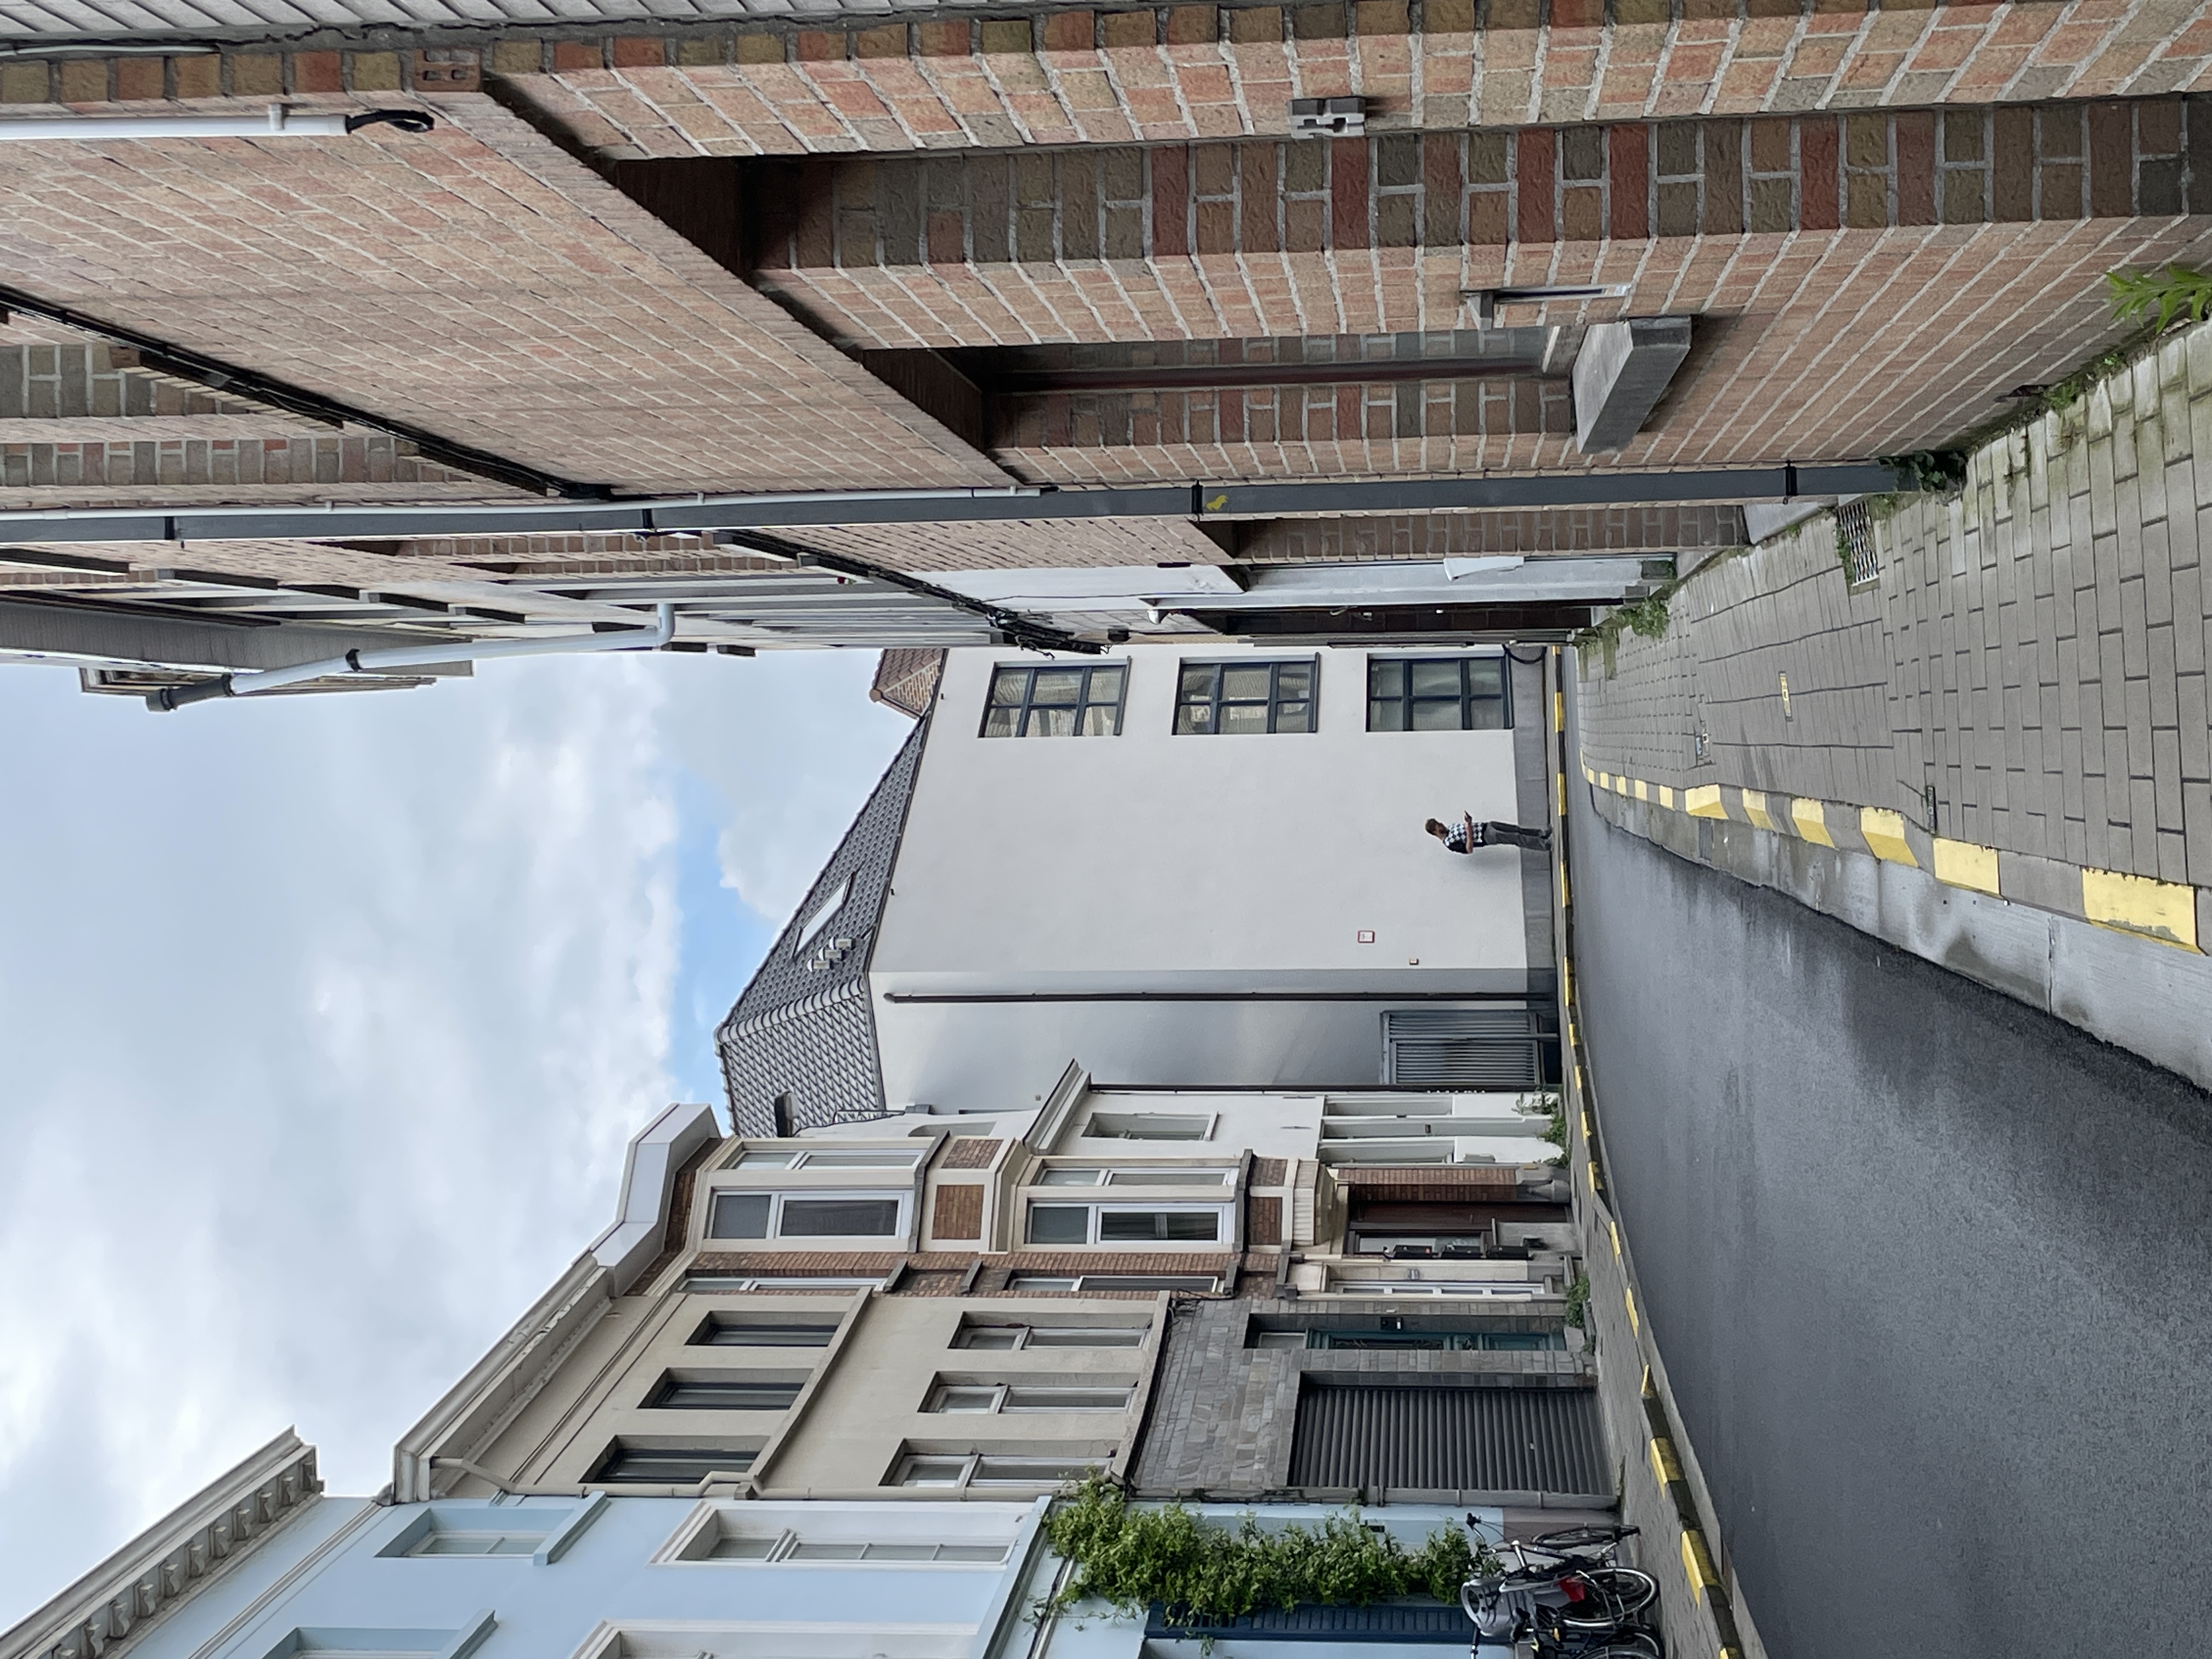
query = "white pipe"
(151, 602, 675, 710)
(0, 105, 393, 141)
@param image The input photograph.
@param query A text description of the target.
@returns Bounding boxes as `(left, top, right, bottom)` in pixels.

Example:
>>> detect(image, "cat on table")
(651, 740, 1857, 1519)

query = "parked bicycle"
(1460, 1521, 1659, 1654)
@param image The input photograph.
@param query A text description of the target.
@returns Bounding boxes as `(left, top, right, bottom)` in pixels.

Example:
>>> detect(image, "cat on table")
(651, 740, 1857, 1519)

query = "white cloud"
(0, 648, 905, 1631)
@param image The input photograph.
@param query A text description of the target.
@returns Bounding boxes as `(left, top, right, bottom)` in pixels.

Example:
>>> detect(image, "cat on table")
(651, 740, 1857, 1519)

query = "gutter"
(146, 601, 675, 710)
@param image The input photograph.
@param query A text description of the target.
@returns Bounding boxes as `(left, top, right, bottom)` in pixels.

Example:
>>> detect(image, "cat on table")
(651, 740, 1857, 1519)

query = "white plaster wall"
(873, 645, 1530, 981)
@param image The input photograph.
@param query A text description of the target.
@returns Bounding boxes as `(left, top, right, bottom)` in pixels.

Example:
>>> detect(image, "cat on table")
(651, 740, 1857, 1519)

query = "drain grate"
(1836, 501, 1880, 588)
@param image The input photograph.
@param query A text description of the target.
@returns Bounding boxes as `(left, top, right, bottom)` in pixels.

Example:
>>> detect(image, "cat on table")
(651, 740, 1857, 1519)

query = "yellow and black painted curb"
(1579, 759, 2204, 954)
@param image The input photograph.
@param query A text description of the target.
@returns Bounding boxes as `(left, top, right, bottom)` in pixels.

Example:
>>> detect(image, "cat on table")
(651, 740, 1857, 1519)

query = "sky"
(0, 648, 912, 1630)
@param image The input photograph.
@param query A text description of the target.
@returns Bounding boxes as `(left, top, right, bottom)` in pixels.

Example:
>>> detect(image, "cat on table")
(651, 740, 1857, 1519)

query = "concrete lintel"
(1572, 318, 1694, 454)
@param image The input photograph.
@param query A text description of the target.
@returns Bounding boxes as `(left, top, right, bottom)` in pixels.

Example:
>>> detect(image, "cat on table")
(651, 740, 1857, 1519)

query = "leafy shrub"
(2107, 264, 2212, 334)
(1036, 1477, 1493, 1628)
(1563, 1272, 1591, 1330)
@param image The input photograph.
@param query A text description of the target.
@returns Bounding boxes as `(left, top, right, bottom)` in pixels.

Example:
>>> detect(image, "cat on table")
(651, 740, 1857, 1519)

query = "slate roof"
(715, 716, 926, 1137)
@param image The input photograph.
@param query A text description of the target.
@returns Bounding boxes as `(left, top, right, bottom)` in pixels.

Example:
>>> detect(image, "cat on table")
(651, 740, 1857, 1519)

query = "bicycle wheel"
(1536, 1524, 1635, 1553)
(1580, 1634, 1663, 1658)
(1558, 1567, 1660, 1629)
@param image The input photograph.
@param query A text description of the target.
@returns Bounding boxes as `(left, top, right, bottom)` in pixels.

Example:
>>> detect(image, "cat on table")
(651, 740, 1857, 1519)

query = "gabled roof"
(714, 716, 927, 1137)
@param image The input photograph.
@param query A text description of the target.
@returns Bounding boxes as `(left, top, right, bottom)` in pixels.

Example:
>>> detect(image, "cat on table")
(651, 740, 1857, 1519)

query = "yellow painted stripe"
(1658, 784, 1675, 809)
(1740, 789, 1776, 831)
(1681, 1530, 1722, 1603)
(1609, 1219, 1620, 1258)
(1613, 774, 1630, 795)
(1562, 958, 1572, 1004)
(1860, 807, 1918, 866)
(1559, 864, 1570, 907)
(1553, 690, 1564, 732)
(1598, 771, 1612, 789)
(1583, 1110, 1596, 1142)
(2081, 866, 2200, 950)
(1632, 778, 1647, 801)
(1684, 783, 1726, 819)
(1932, 837, 2000, 896)
(1624, 1285, 1639, 1331)
(1650, 1435, 1684, 1485)
(1790, 797, 1834, 846)
(1558, 772, 1566, 817)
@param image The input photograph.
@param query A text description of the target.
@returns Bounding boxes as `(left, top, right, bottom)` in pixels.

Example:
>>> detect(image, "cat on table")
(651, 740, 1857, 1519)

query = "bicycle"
(1460, 1521, 1658, 1649)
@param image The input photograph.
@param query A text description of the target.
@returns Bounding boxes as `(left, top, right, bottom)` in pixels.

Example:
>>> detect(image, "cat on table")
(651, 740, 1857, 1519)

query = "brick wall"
(1236, 505, 1744, 559)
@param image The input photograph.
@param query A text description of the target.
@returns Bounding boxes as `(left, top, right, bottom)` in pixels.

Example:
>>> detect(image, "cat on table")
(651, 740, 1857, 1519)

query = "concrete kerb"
(1548, 649, 1762, 1659)
(1577, 749, 2212, 1093)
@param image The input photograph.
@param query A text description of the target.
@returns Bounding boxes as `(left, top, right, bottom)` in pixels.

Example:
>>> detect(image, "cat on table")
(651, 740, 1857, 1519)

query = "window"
(650, 1378, 804, 1410)
(983, 662, 1126, 737)
(894, 1454, 1096, 1488)
(1366, 656, 1509, 730)
(955, 1320, 1148, 1350)
(792, 876, 851, 956)
(1035, 1167, 1233, 1187)
(1007, 1273, 1221, 1294)
(1026, 1203, 1225, 1245)
(1081, 1111, 1214, 1142)
(685, 1274, 885, 1293)
(706, 1531, 1011, 1564)
(1174, 659, 1316, 734)
(408, 1530, 544, 1557)
(691, 1315, 840, 1347)
(707, 1190, 908, 1242)
(731, 1147, 921, 1170)
(927, 1383, 1133, 1413)
(590, 1443, 756, 1484)
(1249, 1326, 1564, 1352)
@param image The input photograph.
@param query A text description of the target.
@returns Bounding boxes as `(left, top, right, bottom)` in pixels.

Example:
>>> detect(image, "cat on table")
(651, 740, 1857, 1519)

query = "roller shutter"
(1289, 1383, 1606, 1494)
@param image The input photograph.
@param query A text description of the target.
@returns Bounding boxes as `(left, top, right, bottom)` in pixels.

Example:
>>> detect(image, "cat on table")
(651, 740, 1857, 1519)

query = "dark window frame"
(981, 661, 1128, 738)
(1365, 654, 1511, 732)
(1173, 657, 1320, 735)
(589, 1442, 757, 1485)
(648, 1376, 806, 1411)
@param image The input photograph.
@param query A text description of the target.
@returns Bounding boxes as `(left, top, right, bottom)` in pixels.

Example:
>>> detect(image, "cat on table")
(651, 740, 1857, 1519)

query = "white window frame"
(404, 1528, 545, 1558)
(1079, 1110, 1216, 1142)
(1034, 1166, 1234, 1188)
(685, 1274, 886, 1293)
(924, 1381, 1134, 1414)
(729, 1146, 923, 1171)
(707, 1189, 913, 1244)
(1023, 1201, 1231, 1246)
(1005, 1273, 1221, 1294)
(951, 1320, 1148, 1350)
(695, 1528, 1012, 1566)
(893, 1453, 1099, 1488)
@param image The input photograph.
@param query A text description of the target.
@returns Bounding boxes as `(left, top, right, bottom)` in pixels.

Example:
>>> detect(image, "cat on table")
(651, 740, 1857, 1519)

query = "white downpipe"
(153, 602, 675, 709)
(0, 105, 426, 141)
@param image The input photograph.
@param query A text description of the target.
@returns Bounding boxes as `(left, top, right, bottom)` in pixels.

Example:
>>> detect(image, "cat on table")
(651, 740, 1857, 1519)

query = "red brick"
(610, 36, 664, 67)
(794, 31, 843, 63)
(1609, 125, 1650, 238)
(1516, 126, 1556, 242)
(1330, 137, 1371, 248)
(2087, 103, 2131, 216)
(917, 21, 970, 57)
(1895, 110, 1937, 223)
(1992, 104, 2033, 221)
(1167, 6, 1219, 44)
(1801, 117, 1841, 229)
(550, 40, 603, 72)
(1042, 11, 1097, 52)
(114, 57, 163, 100)
(171, 55, 218, 98)
(1153, 145, 1190, 256)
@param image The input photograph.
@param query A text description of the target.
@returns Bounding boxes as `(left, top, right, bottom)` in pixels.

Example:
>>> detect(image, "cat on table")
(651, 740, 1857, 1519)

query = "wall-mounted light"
(0, 104, 433, 142)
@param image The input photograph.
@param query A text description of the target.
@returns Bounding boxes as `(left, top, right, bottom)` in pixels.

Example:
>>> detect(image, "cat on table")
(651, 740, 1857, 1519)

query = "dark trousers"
(1479, 821, 1551, 851)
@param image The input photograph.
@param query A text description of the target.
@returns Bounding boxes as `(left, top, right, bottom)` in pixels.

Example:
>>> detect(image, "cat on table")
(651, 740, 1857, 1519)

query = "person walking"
(1426, 812, 1551, 854)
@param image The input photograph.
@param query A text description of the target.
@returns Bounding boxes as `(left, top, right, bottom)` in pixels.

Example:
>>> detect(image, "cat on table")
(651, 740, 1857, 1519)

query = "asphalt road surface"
(1566, 764, 2212, 1658)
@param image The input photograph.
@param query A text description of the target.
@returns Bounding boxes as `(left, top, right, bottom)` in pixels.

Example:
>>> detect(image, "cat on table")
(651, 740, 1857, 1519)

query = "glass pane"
(1026, 706, 1076, 737)
(1464, 658, 1504, 697)
(1410, 698, 1463, 730)
(778, 1198, 901, 1237)
(709, 1535, 780, 1559)
(1003, 1389, 1128, 1411)
(1272, 701, 1311, 733)
(973, 1460, 1083, 1485)
(989, 668, 1029, 705)
(1466, 691, 1506, 730)
(1273, 663, 1312, 699)
(1368, 698, 1404, 731)
(1078, 704, 1118, 736)
(1030, 668, 1085, 704)
(699, 1322, 836, 1346)
(1408, 659, 1463, 696)
(938, 1544, 1013, 1562)
(1103, 1169, 1229, 1185)
(1097, 1210, 1164, 1240)
(955, 1328, 1022, 1348)
(489, 1536, 540, 1556)
(1367, 660, 1402, 696)
(981, 707, 1017, 738)
(1219, 665, 1272, 701)
(1026, 1328, 1143, 1347)
(733, 1149, 800, 1167)
(1177, 663, 1216, 697)
(932, 1387, 1000, 1412)
(790, 1541, 870, 1560)
(1087, 664, 1125, 701)
(1173, 703, 1212, 734)
(708, 1192, 771, 1240)
(858, 1543, 939, 1560)
(1007, 1276, 1080, 1291)
(1037, 1167, 1105, 1185)
(900, 1459, 968, 1487)
(1026, 1204, 1091, 1244)
(798, 1152, 918, 1168)
(1163, 1211, 1223, 1240)
(1219, 701, 1268, 735)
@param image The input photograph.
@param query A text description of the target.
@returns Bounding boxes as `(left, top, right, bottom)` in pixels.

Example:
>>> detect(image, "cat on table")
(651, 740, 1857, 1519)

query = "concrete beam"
(0, 595, 441, 673)
(1572, 318, 1695, 454)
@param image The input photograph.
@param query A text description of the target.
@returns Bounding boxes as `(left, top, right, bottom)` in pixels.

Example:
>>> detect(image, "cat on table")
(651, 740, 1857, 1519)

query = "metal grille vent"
(1836, 500, 1880, 588)
(1288, 1383, 1606, 1495)
(1383, 1009, 1542, 1087)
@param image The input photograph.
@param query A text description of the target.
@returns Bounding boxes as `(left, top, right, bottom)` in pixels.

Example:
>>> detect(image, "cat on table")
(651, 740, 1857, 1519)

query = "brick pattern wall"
(930, 1183, 985, 1240)
(1237, 505, 1745, 560)
(776, 516, 1234, 572)
(47, 2, 2189, 163)
(939, 1136, 1004, 1169)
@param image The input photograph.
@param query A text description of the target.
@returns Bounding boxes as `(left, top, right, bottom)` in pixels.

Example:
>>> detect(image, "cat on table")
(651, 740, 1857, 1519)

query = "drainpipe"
(0, 106, 434, 140)
(146, 602, 675, 712)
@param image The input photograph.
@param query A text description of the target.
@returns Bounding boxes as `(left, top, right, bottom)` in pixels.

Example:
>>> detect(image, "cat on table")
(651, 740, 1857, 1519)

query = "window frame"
(405, 1528, 546, 1559)
(1034, 1165, 1235, 1188)
(1079, 1110, 1217, 1142)
(1172, 657, 1320, 736)
(589, 1443, 759, 1485)
(893, 1453, 1099, 1489)
(1023, 1200, 1232, 1246)
(706, 1188, 912, 1244)
(647, 1376, 807, 1412)
(1004, 1272, 1222, 1294)
(689, 1314, 842, 1347)
(698, 1528, 1013, 1566)
(924, 1381, 1135, 1414)
(1364, 653, 1511, 732)
(951, 1319, 1150, 1350)
(981, 661, 1128, 738)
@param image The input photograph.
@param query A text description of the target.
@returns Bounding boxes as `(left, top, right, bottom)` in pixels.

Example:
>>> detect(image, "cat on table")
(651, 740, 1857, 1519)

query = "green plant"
(2107, 264, 2212, 334)
(1874, 449, 1968, 493)
(1035, 1478, 1494, 1630)
(1563, 1272, 1590, 1330)
(1519, 1088, 1567, 1165)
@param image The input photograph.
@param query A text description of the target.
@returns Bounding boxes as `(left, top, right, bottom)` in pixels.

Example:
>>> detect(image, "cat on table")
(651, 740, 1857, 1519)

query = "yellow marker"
(1680, 1530, 1721, 1603)
(1598, 771, 1611, 789)
(1684, 783, 1726, 819)
(1633, 778, 1649, 802)
(1561, 958, 1572, 1003)
(1649, 1436, 1684, 1485)
(1740, 789, 1776, 831)
(1613, 775, 1630, 795)
(1554, 690, 1564, 732)
(1558, 774, 1567, 817)
(1205, 493, 1229, 511)
(1932, 837, 2000, 896)
(1575, 1062, 1585, 1093)
(2081, 866, 2200, 950)
(1790, 797, 1834, 847)
(1658, 785, 1675, 809)
(1624, 1285, 1639, 1331)
(1583, 1110, 1596, 1142)
(1860, 807, 1918, 866)
(1609, 1218, 1620, 1258)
